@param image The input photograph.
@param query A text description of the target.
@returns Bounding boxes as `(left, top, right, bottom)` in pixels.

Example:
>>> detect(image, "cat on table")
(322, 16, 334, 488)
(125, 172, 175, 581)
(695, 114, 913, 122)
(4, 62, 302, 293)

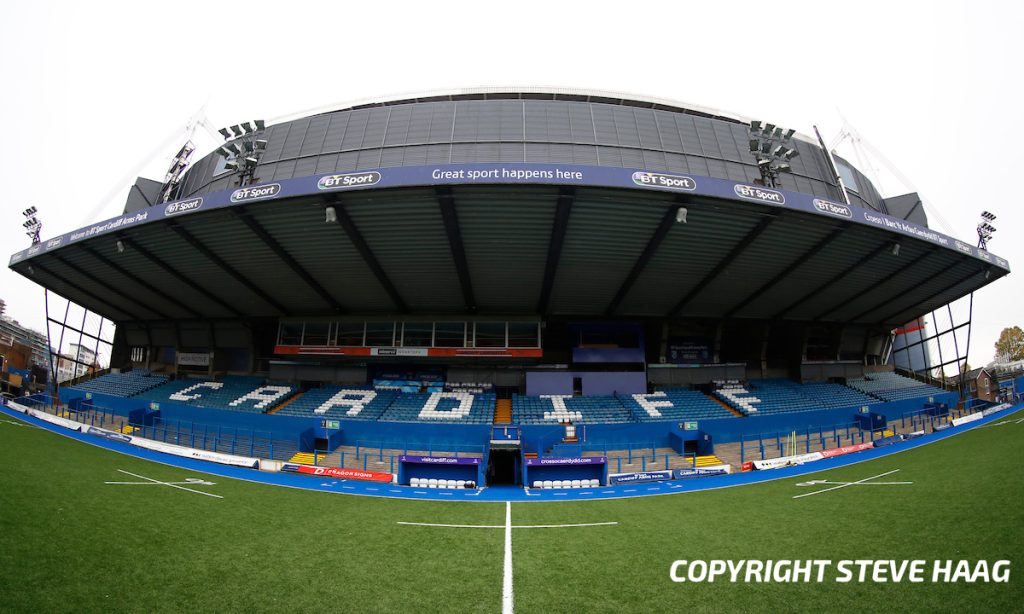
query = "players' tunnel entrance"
(487, 449, 521, 486)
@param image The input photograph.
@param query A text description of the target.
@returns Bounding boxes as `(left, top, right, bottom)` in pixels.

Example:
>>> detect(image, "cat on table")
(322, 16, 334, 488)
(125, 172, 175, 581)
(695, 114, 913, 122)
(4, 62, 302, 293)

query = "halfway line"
(792, 469, 902, 499)
(115, 469, 223, 499)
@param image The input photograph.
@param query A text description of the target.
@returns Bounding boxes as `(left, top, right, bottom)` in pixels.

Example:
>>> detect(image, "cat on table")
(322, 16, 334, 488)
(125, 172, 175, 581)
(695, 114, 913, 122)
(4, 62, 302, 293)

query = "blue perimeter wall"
(57, 388, 958, 454)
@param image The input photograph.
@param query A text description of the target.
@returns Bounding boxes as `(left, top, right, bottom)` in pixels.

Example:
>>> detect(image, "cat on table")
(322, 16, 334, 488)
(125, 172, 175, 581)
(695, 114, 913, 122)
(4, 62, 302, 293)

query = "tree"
(994, 326, 1024, 362)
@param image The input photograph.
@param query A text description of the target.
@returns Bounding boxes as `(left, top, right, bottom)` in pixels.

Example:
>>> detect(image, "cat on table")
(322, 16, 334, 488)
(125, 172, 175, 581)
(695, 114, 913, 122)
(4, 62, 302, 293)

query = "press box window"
(302, 322, 330, 346)
(474, 322, 506, 348)
(508, 322, 540, 347)
(434, 322, 466, 347)
(401, 322, 433, 347)
(279, 323, 303, 345)
(337, 323, 365, 346)
(365, 322, 396, 347)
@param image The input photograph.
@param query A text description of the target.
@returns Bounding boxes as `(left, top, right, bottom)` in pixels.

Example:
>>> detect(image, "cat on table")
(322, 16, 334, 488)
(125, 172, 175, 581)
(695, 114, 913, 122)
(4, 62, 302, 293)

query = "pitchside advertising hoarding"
(9, 163, 1010, 273)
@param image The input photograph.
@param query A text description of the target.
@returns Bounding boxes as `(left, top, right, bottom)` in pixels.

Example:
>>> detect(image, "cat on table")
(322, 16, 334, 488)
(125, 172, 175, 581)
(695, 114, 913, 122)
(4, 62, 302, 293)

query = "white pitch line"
(395, 520, 619, 530)
(503, 501, 513, 614)
(793, 469, 903, 499)
(112, 470, 222, 499)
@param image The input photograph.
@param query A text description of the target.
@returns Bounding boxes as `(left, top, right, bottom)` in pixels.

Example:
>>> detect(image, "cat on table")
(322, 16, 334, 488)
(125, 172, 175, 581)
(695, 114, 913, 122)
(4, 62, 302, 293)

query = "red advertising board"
(818, 442, 874, 459)
(283, 463, 394, 483)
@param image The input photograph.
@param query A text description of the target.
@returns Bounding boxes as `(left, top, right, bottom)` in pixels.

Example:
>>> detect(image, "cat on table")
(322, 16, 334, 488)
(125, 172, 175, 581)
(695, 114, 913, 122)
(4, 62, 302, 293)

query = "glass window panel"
(474, 322, 506, 348)
(279, 323, 303, 345)
(508, 322, 539, 348)
(434, 322, 466, 348)
(337, 323, 364, 346)
(365, 322, 395, 347)
(302, 322, 330, 346)
(402, 322, 433, 347)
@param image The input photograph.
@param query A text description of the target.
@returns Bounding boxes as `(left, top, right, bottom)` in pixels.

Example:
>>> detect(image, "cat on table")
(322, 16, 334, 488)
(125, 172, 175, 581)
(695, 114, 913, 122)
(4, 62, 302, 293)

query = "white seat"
(553, 480, 563, 489)
(571, 479, 581, 488)
(533, 481, 542, 489)
(428, 478, 438, 487)
(428, 482, 437, 488)
(591, 479, 600, 487)
(543, 480, 553, 489)
(446, 480, 457, 489)
(410, 478, 420, 487)
(457, 480, 466, 488)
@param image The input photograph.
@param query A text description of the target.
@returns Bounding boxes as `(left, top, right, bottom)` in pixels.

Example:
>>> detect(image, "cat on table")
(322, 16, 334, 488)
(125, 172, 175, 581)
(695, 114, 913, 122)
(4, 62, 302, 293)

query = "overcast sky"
(1, 0, 1020, 368)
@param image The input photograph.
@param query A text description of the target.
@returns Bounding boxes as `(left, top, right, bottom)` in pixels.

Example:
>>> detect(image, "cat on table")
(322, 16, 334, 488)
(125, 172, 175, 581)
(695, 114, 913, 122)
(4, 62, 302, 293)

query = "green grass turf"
(1, 410, 1022, 613)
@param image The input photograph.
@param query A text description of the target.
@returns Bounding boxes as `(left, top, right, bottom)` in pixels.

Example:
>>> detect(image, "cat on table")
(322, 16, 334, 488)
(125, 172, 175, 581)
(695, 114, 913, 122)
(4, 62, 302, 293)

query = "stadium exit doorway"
(486, 449, 521, 485)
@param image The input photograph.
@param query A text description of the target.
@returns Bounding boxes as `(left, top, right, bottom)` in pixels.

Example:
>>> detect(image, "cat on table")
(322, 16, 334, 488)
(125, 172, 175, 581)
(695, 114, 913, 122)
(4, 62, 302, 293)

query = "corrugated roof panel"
(549, 189, 673, 314)
(247, 199, 395, 312)
(181, 213, 331, 314)
(344, 189, 464, 311)
(455, 186, 557, 312)
(618, 205, 765, 315)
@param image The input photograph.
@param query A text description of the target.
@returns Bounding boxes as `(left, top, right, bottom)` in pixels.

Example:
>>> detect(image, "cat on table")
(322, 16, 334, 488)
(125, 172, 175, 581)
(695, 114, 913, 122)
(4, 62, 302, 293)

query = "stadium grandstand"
(6, 88, 1012, 489)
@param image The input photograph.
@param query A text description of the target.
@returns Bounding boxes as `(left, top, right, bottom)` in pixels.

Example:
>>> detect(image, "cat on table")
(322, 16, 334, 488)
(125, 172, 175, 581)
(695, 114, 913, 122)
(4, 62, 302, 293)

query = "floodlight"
(255, 119, 265, 130)
(218, 127, 232, 139)
(771, 145, 785, 156)
(245, 156, 259, 165)
(772, 127, 783, 139)
(783, 128, 795, 140)
(23, 206, 37, 216)
(760, 141, 771, 154)
(254, 139, 267, 150)
(218, 146, 233, 157)
(776, 163, 792, 173)
(749, 139, 759, 153)
(224, 160, 239, 171)
(243, 140, 254, 152)
(230, 124, 244, 137)
(226, 143, 241, 155)
(174, 142, 195, 160)
(750, 120, 762, 132)
(757, 159, 771, 168)
(982, 211, 996, 221)
(763, 123, 776, 135)
(242, 121, 254, 133)
(325, 206, 337, 223)
(675, 206, 688, 224)
(116, 240, 125, 254)
(890, 242, 901, 257)
(784, 148, 799, 159)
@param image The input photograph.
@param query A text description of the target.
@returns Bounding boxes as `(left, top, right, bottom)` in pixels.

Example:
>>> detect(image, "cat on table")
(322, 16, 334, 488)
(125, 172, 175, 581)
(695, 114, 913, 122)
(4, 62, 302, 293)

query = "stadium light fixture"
(675, 206, 688, 224)
(218, 127, 232, 139)
(325, 206, 338, 223)
(116, 240, 125, 254)
(224, 160, 239, 171)
(977, 211, 998, 250)
(22, 207, 42, 245)
(890, 242, 901, 257)
(230, 124, 244, 137)
(255, 119, 266, 130)
(749, 120, 799, 188)
(241, 121, 254, 134)
(216, 120, 267, 186)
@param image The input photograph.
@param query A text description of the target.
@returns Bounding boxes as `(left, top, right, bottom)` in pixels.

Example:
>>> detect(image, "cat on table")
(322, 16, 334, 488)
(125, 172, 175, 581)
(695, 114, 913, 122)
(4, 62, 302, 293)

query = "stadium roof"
(7, 165, 1010, 329)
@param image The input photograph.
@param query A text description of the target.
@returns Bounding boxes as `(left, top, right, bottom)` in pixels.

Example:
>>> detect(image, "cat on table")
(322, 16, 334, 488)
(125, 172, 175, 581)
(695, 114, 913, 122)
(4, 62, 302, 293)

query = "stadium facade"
(4, 89, 1011, 488)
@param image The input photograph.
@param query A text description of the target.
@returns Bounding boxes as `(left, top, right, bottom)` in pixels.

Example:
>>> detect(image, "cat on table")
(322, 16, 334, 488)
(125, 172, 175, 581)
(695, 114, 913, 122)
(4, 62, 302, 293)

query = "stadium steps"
(694, 454, 725, 467)
(267, 393, 303, 415)
(493, 398, 512, 424)
(288, 451, 318, 465)
(711, 395, 745, 418)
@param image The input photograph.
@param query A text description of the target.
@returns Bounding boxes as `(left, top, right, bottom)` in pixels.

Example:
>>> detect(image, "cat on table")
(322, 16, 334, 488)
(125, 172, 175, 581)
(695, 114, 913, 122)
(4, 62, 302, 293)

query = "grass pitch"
(1, 409, 1022, 613)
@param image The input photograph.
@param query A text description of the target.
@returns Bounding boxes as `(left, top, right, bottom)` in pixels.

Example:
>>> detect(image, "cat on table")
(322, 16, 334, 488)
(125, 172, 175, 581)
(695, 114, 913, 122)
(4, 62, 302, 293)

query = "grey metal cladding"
(179, 96, 885, 211)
